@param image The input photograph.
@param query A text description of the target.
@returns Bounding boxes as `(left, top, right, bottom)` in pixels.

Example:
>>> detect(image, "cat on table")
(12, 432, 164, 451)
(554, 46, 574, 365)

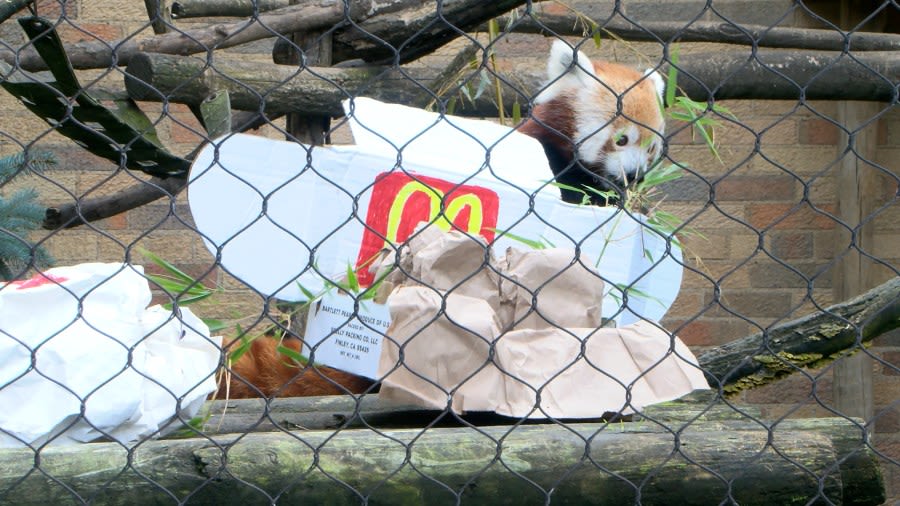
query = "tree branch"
(123, 49, 898, 122)
(493, 14, 900, 52)
(698, 276, 900, 391)
(39, 107, 279, 230)
(166, 0, 900, 53)
(170, 0, 286, 19)
(0, 0, 372, 71)
(0, 0, 32, 23)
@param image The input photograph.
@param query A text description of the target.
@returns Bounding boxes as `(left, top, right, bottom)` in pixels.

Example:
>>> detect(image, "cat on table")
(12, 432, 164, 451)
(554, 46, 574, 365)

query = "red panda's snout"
(519, 41, 666, 205)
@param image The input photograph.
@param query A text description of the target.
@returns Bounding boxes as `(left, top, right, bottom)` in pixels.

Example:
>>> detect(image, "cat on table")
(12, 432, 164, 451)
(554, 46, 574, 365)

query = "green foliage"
(0, 150, 56, 280)
(139, 248, 225, 332)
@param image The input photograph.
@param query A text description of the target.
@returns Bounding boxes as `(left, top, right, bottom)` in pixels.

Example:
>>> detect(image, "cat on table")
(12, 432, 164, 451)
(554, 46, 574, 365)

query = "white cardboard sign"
(301, 292, 390, 379)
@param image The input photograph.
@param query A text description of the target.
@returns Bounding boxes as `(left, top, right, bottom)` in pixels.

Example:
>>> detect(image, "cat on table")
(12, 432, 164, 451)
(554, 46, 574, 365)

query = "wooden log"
(490, 14, 900, 52)
(0, 0, 371, 71)
(697, 276, 900, 392)
(0, 418, 879, 505)
(124, 50, 898, 124)
(0, 0, 32, 23)
(196, 391, 758, 435)
(170, 0, 286, 18)
(125, 52, 495, 117)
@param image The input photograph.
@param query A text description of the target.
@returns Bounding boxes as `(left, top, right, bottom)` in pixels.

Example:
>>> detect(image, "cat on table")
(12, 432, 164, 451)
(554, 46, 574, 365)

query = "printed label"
(302, 292, 391, 379)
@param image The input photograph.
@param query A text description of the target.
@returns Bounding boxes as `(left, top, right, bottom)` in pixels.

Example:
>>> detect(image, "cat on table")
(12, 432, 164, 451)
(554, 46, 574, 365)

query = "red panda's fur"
(519, 41, 666, 204)
(221, 336, 373, 398)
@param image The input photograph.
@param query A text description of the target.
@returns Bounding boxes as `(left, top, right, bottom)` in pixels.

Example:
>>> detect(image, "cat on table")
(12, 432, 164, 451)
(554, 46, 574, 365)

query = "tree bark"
(168, 0, 900, 53)
(490, 14, 900, 52)
(0, 0, 32, 23)
(124, 50, 898, 122)
(326, 0, 527, 64)
(697, 276, 900, 392)
(0, 418, 880, 505)
(0, 0, 371, 71)
(124, 52, 473, 117)
(170, 0, 286, 18)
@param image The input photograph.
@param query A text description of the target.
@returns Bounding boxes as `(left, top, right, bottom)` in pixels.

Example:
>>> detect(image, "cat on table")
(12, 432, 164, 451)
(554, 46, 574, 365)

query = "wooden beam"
(0, 417, 882, 505)
(830, 0, 886, 423)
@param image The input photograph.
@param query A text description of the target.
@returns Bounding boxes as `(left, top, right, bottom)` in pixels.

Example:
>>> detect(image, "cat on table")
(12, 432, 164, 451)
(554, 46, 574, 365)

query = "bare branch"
(170, 0, 286, 18)
(0, 0, 372, 71)
(698, 276, 900, 390)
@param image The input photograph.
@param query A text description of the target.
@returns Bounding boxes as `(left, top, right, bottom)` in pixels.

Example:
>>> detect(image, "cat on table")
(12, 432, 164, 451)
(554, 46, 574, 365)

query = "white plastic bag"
(0, 263, 221, 447)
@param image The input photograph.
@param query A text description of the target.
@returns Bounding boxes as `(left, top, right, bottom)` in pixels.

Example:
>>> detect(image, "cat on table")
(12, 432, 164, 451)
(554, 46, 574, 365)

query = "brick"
(748, 261, 831, 289)
(798, 118, 840, 146)
(665, 317, 753, 347)
(750, 146, 840, 177)
(665, 290, 706, 319)
(43, 231, 99, 263)
(713, 175, 797, 201)
(57, 22, 123, 44)
(746, 202, 838, 230)
(767, 231, 813, 259)
(709, 290, 795, 319)
(35, 0, 78, 18)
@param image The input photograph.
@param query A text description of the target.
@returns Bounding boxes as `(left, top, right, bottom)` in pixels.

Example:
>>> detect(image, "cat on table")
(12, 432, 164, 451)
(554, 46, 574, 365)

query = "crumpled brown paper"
(375, 226, 709, 418)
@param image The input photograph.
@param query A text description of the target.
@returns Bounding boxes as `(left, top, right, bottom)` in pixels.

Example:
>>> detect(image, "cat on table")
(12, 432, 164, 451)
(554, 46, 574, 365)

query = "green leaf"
(591, 23, 603, 48)
(296, 281, 318, 302)
(488, 228, 548, 250)
(277, 345, 309, 366)
(346, 264, 360, 293)
(202, 318, 227, 333)
(228, 328, 254, 363)
(665, 44, 679, 108)
(446, 96, 458, 115)
(140, 248, 195, 285)
(512, 101, 522, 125)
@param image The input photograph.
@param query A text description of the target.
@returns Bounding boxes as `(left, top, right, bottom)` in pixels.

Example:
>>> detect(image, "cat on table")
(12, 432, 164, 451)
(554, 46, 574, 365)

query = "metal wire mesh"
(0, 0, 898, 504)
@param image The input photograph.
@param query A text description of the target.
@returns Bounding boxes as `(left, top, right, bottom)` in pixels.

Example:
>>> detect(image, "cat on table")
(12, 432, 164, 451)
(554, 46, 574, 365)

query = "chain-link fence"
(0, 0, 898, 504)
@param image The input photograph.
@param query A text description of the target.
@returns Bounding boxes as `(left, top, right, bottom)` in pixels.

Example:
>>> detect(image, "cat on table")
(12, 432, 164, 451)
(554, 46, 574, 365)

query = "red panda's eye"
(615, 135, 629, 147)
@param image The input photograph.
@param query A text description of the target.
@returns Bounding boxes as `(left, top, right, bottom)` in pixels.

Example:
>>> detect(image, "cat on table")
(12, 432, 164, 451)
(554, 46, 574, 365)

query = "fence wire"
(0, 0, 898, 504)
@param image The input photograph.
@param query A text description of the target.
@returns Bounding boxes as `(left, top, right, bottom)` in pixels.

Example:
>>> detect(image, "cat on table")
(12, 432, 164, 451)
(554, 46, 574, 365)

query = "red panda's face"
(524, 41, 666, 192)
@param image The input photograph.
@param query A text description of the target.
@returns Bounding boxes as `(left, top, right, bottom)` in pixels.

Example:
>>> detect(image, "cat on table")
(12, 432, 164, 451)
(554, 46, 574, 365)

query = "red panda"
(518, 40, 666, 205)
(222, 336, 373, 398)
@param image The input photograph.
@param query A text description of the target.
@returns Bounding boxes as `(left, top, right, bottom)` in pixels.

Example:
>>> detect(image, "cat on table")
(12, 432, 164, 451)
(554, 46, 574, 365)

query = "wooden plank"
(831, 0, 885, 422)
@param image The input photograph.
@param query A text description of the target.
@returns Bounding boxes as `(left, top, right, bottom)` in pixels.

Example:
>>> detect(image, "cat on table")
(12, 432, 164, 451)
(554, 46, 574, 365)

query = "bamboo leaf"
(140, 248, 195, 285)
(276, 345, 309, 366)
(665, 44, 678, 108)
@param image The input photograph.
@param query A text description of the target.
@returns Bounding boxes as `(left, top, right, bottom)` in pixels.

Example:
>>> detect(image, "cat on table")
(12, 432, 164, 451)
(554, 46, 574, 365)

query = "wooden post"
(143, 0, 171, 35)
(284, 0, 332, 145)
(831, 1, 885, 422)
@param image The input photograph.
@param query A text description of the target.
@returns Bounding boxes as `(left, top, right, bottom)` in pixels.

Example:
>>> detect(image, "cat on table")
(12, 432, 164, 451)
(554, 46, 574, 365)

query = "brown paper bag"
(502, 248, 604, 330)
(493, 321, 709, 418)
(377, 227, 709, 418)
(378, 286, 504, 412)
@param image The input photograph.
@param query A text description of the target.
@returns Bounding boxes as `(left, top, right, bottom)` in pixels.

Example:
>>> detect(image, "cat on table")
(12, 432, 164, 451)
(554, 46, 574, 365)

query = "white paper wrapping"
(0, 263, 221, 447)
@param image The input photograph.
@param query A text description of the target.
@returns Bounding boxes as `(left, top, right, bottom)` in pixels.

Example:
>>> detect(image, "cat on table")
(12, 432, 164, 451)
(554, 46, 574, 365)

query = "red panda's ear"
(536, 40, 599, 104)
(547, 40, 598, 86)
(643, 69, 666, 103)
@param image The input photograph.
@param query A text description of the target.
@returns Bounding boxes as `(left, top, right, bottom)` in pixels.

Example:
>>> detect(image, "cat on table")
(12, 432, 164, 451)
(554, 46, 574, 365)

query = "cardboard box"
(188, 98, 684, 376)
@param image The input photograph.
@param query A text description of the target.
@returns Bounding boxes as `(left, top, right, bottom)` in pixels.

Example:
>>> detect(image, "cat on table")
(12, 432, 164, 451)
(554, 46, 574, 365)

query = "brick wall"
(1, 0, 898, 502)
